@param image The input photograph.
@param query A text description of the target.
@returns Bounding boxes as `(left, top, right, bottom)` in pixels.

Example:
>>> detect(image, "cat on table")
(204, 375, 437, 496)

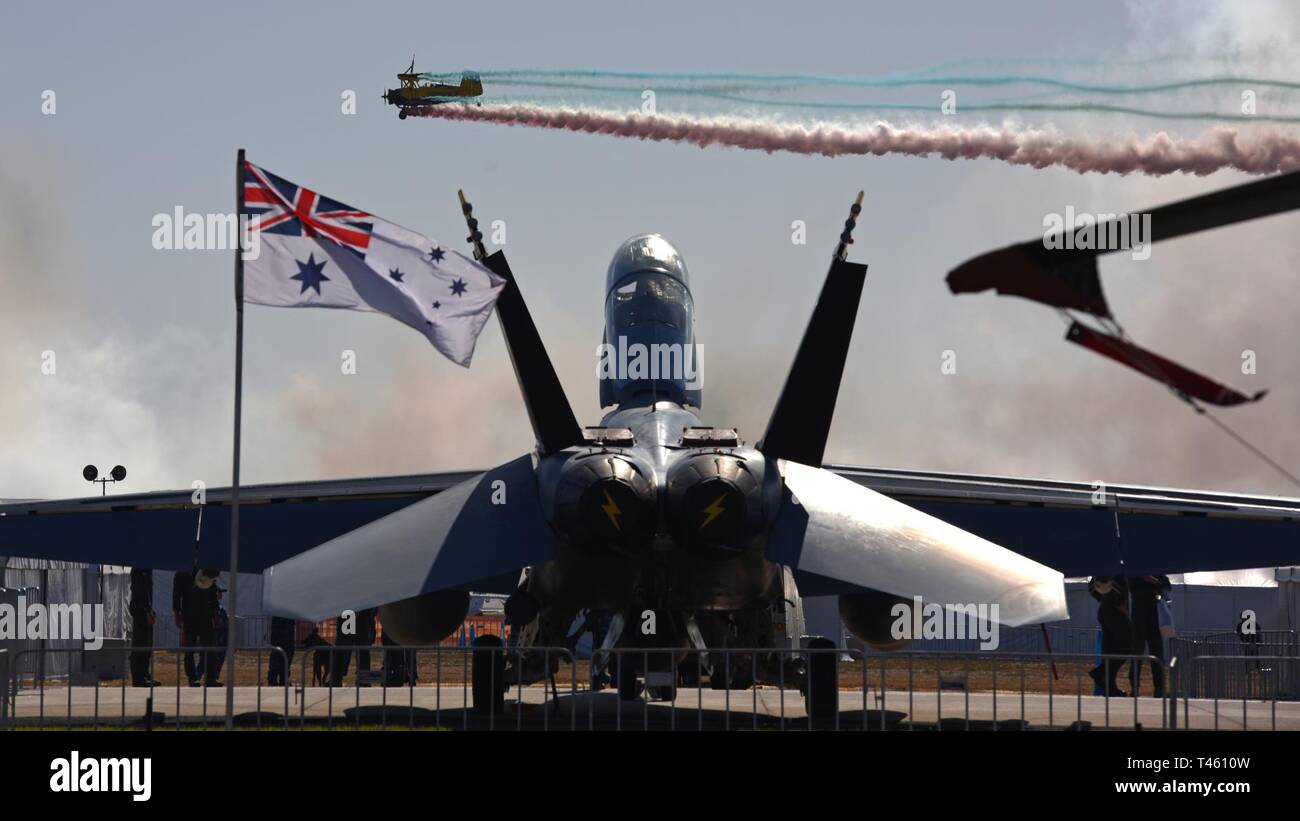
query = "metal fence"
(0, 596, 268, 691)
(293, 645, 578, 731)
(8, 642, 1299, 731)
(11, 638, 1300, 731)
(1170, 631, 1300, 701)
(1174, 655, 1297, 731)
(876, 625, 1228, 657)
(864, 625, 1104, 656)
(0, 644, 1169, 731)
(149, 614, 271, 655)
(0, 585, 113, 683)
(4, 646, 290, 730)
(0, 587, 46, 683)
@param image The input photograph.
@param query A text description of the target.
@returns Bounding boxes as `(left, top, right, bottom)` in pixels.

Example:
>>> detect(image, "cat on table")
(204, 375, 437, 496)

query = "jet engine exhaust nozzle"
(666, 452, 770, 556)
(553, 451, 656, 555)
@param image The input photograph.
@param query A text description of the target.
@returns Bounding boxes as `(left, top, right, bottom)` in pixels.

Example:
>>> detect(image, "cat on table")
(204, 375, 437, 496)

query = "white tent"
(1166, 568, 1298, 633)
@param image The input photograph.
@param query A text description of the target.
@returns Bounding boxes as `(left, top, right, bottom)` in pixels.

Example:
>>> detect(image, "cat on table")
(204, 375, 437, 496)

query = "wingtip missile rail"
(833, 190, 864, 262)
(457, 189, 487, 261)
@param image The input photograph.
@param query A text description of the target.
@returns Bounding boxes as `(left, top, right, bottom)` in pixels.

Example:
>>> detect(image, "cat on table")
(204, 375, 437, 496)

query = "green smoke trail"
(432, 67, 1300, 95)
(416, 65, 1300, 125)
(419, 70, 1300, 125)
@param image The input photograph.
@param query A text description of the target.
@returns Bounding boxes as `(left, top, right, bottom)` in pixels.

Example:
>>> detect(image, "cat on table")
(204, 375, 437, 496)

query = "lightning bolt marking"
(700, 493, 728, 530)
(601, 489, 623, 532)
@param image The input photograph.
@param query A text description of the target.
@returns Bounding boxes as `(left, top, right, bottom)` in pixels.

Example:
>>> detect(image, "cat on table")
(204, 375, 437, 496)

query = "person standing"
(208, 583, 229, 685)
(181, 569, 220, 686)
(128, 568, 158, 687)
(1088, 575, 1132, 697)
(172, 570, 202, 686)
(1129, 575, 1171, 697)
(1236, 609, 1263, 670)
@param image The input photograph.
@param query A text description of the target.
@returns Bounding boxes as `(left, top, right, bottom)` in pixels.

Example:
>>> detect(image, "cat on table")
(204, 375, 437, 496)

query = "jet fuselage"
(523, 235, 785, 645)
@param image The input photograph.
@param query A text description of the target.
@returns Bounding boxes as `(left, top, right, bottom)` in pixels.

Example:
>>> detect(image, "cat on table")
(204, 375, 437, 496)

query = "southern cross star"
(291, 254, 330, 295)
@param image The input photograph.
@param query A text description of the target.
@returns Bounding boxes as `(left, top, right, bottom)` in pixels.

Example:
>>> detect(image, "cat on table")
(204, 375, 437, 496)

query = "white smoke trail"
(415, 103, 1300, 176)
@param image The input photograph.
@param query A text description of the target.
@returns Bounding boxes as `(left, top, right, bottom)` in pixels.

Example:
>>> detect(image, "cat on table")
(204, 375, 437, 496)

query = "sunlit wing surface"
(2, 464, 1296, 587)
(769, 461, 1068, 626)
(261, 455, 558, 622)
(0, 471, 477, 572)
(830, 464, 1300, 578)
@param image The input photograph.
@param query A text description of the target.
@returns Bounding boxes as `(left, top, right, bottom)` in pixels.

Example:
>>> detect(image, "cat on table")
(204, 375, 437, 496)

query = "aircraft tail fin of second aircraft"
(758, 256, 868, 467)
(481, 250, 585, 455)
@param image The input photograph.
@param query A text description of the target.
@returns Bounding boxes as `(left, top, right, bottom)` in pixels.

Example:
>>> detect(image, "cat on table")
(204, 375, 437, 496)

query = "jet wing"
(262, 455, 558, 621)
(1, 456, 559, 622)
(828, 464, 1300, 578)
(4, 459, 1295, 601)
(770, 461, 1068, 626)
(0, 470, 478, 572)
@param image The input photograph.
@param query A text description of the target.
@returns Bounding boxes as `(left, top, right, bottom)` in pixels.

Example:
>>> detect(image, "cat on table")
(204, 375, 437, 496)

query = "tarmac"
(6, 684, 1299, 730)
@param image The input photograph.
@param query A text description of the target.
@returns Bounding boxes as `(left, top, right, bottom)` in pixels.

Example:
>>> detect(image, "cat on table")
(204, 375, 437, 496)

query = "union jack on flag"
(241, 161, 373, 256)
(238, 158, 505, 367)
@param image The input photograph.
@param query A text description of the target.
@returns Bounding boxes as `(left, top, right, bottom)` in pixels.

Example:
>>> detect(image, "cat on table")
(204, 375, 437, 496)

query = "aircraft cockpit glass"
(605, 234, 690, 294)
(608, 273, 691, 333)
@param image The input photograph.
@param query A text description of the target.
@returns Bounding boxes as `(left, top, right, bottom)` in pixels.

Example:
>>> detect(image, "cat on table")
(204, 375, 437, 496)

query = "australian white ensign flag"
(240, 160, 504, 366)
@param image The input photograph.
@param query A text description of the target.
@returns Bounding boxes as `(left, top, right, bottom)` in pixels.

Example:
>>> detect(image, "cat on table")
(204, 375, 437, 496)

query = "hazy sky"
(1, 0, 1298, 500)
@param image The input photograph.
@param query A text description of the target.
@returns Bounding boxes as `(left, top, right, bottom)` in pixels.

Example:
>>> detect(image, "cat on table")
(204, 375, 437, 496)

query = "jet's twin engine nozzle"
(551, 446, 780, 557)
(553, 451, 656, 555)
(666, 451, 775, 556)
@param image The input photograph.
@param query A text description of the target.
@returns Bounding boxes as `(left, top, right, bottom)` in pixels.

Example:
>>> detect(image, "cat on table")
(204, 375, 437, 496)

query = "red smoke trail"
(415, 103, 1300, 176)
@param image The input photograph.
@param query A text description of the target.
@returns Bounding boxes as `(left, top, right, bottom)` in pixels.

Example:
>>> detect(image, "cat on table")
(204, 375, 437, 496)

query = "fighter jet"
(244, 192, 1078, 714)
(3, 187, 1299, 718)
(383, 58, 483, 119)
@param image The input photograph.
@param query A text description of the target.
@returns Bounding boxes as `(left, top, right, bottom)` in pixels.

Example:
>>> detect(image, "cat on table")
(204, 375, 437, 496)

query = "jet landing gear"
(614, 662, 643, 701)
(644, 653, 678, 702)
(611, 656, 678, 702)
(802, 636, 839, 720)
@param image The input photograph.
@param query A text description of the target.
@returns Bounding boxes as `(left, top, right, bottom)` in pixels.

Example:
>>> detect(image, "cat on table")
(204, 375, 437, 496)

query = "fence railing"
(1174, 655, 1298, 730)
(860, 625, 1104, 656)
(293, 644, 577, 731)
(1169, 631, 1300, 702)
(3, 643, 1235, 731)
(9, 642, 1300, 731)
(874, 626, 1234, 657)
(5, 646, 289, 730)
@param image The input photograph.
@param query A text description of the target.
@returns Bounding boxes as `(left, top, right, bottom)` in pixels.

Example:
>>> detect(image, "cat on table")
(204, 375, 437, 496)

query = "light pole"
(83, 464, 127, 496)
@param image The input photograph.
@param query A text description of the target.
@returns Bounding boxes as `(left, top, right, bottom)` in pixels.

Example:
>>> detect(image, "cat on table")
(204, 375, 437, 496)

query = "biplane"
(383, 58, 483, 119)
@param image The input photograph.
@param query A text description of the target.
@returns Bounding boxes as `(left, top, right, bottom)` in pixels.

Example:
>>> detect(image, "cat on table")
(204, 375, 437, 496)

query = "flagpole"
(226, 148, 246, 730)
